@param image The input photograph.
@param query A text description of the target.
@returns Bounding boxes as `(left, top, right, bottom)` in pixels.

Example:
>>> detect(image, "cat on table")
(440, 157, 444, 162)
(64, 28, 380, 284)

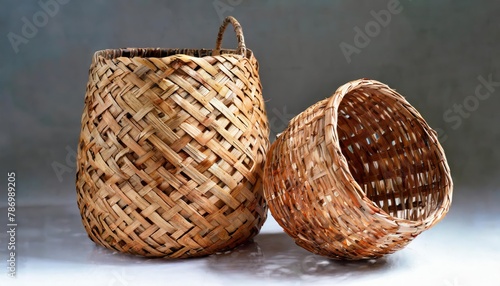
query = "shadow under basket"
(263, 79, 453, 260)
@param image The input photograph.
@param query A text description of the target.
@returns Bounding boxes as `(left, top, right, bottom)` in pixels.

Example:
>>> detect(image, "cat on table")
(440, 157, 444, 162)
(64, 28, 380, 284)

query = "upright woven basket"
(263, 79, 453, 260)
(76, 17, 270, 258)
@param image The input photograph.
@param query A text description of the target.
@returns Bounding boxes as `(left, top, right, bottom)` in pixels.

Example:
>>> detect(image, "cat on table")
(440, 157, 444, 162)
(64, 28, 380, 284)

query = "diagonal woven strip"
(263, 79, 453, 260)
(76, 16, 270, 258)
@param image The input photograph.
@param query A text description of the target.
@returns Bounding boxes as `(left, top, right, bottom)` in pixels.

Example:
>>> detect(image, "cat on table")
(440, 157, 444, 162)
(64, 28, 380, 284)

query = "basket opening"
(95, 48, 247, 60)
(336, 88, 447, 222)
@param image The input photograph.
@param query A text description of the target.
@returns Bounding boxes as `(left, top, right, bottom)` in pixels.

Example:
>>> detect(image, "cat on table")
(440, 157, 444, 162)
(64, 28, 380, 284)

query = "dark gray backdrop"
(1, 0, 499, 205)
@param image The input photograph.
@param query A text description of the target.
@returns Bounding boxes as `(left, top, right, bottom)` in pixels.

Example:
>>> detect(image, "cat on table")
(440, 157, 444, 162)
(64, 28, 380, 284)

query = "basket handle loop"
(215, 16, 247, 57)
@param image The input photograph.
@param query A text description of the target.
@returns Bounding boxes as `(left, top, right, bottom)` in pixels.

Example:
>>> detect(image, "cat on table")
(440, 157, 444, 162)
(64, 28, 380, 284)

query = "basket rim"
(324, 78, 453, 231)
(92, 47, 255, 63)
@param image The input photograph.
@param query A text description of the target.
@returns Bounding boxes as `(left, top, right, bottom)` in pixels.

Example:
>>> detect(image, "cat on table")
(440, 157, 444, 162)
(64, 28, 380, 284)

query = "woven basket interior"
(336, 88, 447, 222)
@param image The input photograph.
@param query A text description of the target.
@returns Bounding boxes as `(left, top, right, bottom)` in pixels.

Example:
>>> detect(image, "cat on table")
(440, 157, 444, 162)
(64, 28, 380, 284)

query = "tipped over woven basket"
(263, 79, 453, 260)
(76, 16, 270, 258)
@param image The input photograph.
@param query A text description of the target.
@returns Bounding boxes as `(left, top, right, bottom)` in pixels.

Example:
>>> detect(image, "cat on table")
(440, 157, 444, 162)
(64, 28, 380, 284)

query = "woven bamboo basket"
(76, 16, 270, 258)
(263, 79, 453, 260)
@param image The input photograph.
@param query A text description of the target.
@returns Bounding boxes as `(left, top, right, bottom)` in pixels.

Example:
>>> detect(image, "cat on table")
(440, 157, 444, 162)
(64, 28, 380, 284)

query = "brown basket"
(263, 79, 453, 260)
(76, 16, 270, 258)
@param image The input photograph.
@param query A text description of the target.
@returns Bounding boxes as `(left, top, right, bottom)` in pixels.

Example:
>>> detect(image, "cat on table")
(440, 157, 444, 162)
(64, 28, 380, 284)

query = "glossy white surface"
(1, 190, 499, 286)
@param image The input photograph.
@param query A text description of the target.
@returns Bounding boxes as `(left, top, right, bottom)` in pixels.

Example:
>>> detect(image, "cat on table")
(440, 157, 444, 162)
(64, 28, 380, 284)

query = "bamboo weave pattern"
(76, 17, 269, 258)
(264, 79, 452, 260)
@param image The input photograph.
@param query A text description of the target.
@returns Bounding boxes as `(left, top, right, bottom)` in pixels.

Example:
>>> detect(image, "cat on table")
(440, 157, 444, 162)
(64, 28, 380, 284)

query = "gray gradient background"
(1, 0, 499, 206)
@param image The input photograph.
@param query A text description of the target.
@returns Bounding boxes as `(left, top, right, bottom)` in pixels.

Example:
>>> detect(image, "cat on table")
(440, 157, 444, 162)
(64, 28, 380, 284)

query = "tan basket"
(76, 16, 270, 258)
(263, 79, 453, 260)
